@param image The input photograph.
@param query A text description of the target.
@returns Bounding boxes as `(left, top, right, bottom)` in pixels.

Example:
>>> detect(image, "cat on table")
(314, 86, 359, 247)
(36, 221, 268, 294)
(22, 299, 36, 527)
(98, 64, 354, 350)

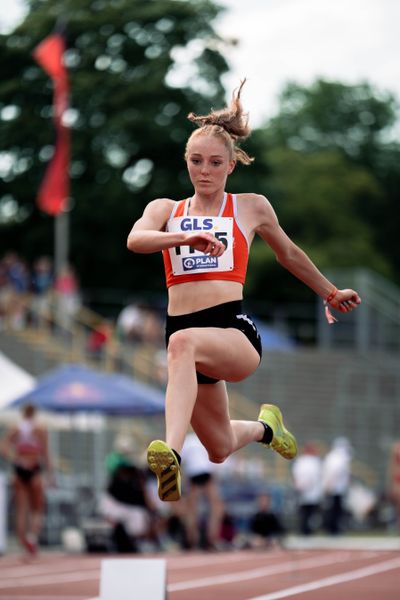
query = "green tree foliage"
(0, 0, 232, 298)
(265, 80, 397, 161)
(246, 147, 388, 303)
(257, 80, 400, 290)
(1, 6, 399, 312)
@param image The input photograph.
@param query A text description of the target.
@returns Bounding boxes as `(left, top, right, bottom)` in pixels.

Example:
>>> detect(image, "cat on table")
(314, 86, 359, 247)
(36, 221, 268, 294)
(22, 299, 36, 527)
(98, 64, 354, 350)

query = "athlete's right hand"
(183, 232, 226, 256)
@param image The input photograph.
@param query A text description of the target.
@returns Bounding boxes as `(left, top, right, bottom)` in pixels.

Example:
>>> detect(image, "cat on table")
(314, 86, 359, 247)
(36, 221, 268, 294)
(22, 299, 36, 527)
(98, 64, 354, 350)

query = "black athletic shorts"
(165, 300, 262, 384)
(14, 464, 42, 484)
(190, 472, 212, 486)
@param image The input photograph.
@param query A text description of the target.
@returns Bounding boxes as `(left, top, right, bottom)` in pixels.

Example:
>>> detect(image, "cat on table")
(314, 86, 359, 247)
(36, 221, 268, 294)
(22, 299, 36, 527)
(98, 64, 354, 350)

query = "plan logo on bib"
(183, 256, 218, 271)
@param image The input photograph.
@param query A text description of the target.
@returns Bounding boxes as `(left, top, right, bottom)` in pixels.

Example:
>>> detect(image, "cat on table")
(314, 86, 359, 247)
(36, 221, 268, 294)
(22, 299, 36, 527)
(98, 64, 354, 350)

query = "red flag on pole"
(34, 33, 70, 216)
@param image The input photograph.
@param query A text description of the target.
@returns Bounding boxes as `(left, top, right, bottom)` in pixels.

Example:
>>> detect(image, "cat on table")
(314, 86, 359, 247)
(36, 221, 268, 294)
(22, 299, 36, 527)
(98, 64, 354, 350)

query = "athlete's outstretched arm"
(253, 195, 361, 312)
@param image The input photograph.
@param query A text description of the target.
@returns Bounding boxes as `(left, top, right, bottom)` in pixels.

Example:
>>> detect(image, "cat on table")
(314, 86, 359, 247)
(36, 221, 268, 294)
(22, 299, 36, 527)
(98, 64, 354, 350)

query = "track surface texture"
(0, 538, 399, 600)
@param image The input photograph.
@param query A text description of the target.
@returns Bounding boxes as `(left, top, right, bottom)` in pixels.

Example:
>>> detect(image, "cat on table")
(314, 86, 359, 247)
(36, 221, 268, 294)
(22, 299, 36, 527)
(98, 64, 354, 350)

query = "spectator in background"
(30, 256, 54, 326)
(31, 256, 53, 297)
(181, 432, 225, 549)
(292, 441, 323, 535)
(105, 435, 137, 477)
(100, 436, 154, 553)
(0, 403, 53, 557)
(53, 263, 81, 330)
(116, 302, 145, 343)
(2, 252, 30, 329)
(322, 437, 352, 535)
(86, 319, 112, 361)
(388, 441, 400, 529)
(219, 511, 236, 548)
(116, 301, 162, 345)
(248, 492, 285, 549)
(143, 447, 190, 551)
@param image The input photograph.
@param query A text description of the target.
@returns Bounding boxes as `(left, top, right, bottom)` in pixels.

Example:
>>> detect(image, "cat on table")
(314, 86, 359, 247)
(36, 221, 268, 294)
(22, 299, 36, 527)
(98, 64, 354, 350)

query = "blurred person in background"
(219, 510, 236, 549)
(181, 432, 225, 549)
(292, 441, 323, 535)
(322, 437, 352, 535)
(1, 252, 30, 330)
(0, 403, 53, 557)
(30, 256, 54, 326)
(116, 301, 162, 345)
(388, 441, 400, 529)
(86, 318, 112, 361)
(247, 492, 286, 549)
(127, 80, 362, 503)
(145, 479, 190, 551)
(100, 435, 155, 552)
(53, 263, 81, 330)
(116, 302, 144, 343)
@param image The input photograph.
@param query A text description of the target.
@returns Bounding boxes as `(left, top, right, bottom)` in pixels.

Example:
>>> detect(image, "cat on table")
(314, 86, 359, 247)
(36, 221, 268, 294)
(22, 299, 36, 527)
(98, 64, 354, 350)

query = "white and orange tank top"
(15, 420, 43, 455)
(163, 192, 249, 288)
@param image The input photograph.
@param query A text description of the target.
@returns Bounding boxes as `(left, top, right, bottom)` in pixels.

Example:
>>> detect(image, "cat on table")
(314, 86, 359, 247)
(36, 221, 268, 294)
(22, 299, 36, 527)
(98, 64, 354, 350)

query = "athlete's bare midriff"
(167, 279, 244, 315)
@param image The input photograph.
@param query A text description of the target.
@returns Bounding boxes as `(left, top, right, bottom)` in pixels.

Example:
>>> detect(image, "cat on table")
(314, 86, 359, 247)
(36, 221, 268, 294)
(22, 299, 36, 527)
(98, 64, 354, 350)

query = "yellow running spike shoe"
(147, 440, 181, 501)
(258, 404, 298, 460)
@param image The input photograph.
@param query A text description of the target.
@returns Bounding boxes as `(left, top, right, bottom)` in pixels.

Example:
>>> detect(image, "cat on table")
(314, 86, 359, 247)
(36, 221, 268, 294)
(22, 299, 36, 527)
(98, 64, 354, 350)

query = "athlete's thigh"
(28, 475, 45, 511)
(186, 483, 201, 510)
(182, 327, 260, 382)
(191, 382, 233, 458)
(14, 478, 29, 508)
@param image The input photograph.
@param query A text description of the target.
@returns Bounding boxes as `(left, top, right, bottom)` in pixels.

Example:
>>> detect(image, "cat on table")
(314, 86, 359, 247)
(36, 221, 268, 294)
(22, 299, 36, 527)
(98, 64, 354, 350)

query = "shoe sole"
(147, 440, 181, 501)
(259, 403, 298, 460)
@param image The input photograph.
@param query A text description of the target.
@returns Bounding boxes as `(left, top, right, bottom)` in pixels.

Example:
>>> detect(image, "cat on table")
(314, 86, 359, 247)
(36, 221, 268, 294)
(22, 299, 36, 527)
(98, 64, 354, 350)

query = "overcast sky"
(2, 0, 399, 126)
(216, 0, 400, 126)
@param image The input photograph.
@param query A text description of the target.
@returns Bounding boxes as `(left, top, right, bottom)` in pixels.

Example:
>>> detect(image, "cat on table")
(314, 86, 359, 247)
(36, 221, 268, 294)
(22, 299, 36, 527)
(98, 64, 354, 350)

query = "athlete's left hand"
(329, 288, 361, 313)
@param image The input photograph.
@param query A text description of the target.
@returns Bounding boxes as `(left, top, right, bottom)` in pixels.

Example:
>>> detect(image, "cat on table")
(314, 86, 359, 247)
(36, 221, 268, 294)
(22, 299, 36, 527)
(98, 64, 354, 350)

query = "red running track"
(0, 547, 399, 599)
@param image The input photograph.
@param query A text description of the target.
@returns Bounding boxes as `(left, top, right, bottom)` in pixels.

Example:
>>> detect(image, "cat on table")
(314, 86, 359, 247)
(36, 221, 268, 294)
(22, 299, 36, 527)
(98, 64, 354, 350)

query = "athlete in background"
(1, 403, 53, 556)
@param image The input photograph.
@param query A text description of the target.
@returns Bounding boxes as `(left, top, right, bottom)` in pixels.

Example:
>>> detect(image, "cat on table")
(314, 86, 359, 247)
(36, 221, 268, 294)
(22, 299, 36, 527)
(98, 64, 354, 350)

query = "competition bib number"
(168, 216, 234, 275)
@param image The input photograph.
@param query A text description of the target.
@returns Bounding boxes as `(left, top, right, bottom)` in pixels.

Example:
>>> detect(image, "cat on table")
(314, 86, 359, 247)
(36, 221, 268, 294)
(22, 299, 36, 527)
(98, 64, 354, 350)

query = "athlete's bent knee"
(167, 330, 195, 360)
(208, 446, 232, 464)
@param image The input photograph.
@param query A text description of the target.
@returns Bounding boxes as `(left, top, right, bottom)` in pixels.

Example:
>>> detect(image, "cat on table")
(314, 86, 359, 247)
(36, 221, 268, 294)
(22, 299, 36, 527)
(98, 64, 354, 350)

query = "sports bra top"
(14, 420, 43, 455)
(162, 192, 249, 288)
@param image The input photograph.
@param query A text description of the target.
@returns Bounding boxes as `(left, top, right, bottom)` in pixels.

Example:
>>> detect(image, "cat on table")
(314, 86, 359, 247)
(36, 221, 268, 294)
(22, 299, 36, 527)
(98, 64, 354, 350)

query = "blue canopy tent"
(7, 363, 166, 514)
(8, 363, 165, 415)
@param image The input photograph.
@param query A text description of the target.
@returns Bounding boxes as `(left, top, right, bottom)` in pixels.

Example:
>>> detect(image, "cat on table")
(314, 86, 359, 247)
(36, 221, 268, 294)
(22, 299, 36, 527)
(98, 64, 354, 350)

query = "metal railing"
(3, 292, 164, 386)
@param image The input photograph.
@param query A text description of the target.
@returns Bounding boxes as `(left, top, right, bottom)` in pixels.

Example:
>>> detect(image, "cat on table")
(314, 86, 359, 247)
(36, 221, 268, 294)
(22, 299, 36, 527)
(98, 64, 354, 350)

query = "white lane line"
(167, 552, 348, 592)
(167, 551, 291, 569)
(0, 561, 102, 578)
(247, 556, 400, 600)
(0, 569, 101, 589)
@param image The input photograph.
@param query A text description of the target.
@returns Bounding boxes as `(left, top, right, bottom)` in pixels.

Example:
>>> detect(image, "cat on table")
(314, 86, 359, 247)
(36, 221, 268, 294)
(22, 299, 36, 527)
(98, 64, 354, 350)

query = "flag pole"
(54, 208, 69, 326)
(54, 207, 69, 280)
